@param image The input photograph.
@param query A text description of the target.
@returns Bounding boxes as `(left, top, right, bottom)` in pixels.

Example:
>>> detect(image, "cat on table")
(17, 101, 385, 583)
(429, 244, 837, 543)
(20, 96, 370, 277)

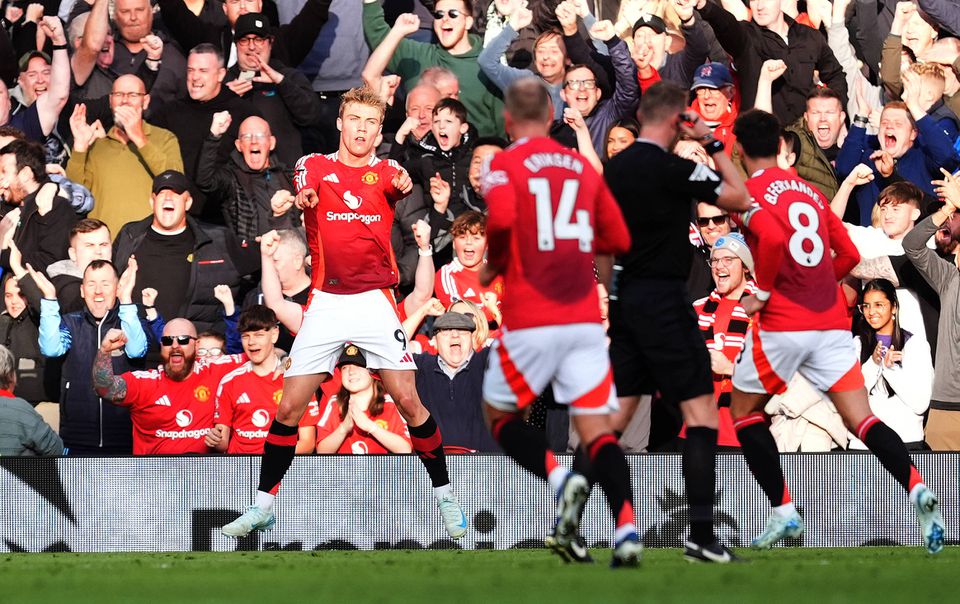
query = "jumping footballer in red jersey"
(729, 109, 944, 553)
(479, 78, 641, 567)
(223, 87, 466, 540)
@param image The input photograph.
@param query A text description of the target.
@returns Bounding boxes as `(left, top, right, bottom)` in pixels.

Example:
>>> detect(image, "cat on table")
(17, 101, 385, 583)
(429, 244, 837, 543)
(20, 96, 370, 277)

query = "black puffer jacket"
(113, 217, 259, 334)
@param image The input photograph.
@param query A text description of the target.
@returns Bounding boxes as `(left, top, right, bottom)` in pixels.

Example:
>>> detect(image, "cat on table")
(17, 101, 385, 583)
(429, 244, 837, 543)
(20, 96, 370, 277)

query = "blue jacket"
(414, 348, 500, 453)
(836, 116, 960, 225)
(39, 300, 148, 453)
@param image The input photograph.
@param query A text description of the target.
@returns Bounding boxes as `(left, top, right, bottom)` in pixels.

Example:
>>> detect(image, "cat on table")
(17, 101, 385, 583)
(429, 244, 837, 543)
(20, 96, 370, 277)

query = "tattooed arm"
(849, 255, 900, 286)
(93, 328, 129, 402)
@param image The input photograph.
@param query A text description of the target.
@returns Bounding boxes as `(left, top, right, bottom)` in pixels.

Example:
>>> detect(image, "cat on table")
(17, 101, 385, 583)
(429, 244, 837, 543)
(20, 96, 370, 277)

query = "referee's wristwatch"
(701, 136, 725, 156)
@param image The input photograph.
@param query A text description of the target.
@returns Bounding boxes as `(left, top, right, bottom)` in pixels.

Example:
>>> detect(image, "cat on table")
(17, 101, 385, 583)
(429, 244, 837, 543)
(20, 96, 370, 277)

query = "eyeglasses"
(239, 132, 269, 142)
(859, 302, 890, 313)
(196, 347, 223, 358)
(697, 215, 729, 227)
(236, 36, 270, 47)
(109, 91, 146, 100)
(707, 256, 740, 268)
(432, 9, 463, 19)
(160, 335, 197, 347)
(564, 79, 597, 90)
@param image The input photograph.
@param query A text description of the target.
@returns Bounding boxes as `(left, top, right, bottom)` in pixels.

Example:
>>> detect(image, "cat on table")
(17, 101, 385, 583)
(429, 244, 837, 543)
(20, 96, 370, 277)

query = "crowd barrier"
(1, 453, 956, 552)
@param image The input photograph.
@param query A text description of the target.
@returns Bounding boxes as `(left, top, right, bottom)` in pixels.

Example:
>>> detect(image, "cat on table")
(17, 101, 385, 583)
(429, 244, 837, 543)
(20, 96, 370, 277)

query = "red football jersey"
(740, 167, 859, 332)
(434, 258, 504, 322)
(119, 355, 245, 455)
(293, 152, 407, 295)
(315, 395, 411, 454)
(214, 361, 320, 454)
(482, 137, 631, 330)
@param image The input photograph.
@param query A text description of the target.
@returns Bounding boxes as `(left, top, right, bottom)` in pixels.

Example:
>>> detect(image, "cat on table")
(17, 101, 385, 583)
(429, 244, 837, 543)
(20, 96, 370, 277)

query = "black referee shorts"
(608, 279, 713, 405)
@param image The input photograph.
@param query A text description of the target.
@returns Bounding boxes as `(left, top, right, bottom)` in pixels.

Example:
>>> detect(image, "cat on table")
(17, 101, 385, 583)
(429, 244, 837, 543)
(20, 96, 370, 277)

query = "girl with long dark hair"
(853, 279, 933, 450)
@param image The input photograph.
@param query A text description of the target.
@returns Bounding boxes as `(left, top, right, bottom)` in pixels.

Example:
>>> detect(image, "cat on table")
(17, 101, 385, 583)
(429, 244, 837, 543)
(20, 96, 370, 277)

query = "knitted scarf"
(697, 281, 757, 407)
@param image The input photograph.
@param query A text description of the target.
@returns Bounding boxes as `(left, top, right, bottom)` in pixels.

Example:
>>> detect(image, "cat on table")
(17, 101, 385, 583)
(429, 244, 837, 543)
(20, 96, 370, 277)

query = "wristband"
(51, 44, 68, 51)
(853, 115, 869, 127)
(703, 137, 725, 156)
(755, 289, 771, 302)
(418, 245, 433, 257)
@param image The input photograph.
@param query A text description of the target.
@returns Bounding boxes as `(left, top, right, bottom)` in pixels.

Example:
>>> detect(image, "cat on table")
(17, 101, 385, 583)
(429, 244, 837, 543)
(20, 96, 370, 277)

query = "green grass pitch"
(3, 547, 959, 603)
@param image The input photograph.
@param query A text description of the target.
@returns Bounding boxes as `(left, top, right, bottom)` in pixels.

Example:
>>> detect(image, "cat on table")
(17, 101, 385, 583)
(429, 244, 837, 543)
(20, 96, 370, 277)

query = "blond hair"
(910, 62, 945, 82)
(446, 299, 489, 350)
(339, 86, 387, 121)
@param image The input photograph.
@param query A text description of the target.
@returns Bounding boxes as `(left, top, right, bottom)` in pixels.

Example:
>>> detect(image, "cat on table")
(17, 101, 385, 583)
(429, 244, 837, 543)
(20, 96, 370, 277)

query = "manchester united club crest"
(194, 385, 211, 403)
(273, 389, 283, 406)
(375, 419, 389, 431)
(361, 171, 378, 185)
(346, 345, 359, 356)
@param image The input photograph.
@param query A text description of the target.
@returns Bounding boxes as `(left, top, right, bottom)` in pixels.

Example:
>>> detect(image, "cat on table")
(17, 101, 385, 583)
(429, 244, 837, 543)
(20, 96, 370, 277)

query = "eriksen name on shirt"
(523, 153, 584, 175)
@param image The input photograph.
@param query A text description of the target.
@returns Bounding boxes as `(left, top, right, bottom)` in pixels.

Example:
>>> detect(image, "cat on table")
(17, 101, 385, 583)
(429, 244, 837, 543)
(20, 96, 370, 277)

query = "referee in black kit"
(603, 82, 750, 562)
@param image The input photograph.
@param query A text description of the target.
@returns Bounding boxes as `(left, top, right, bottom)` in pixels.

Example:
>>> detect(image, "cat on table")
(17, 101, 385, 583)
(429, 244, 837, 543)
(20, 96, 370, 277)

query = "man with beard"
(110, 0, 188, 107)
(37, 258, 146, 454)
(0, 139, 77, 274)
(93, 317, 245, 454)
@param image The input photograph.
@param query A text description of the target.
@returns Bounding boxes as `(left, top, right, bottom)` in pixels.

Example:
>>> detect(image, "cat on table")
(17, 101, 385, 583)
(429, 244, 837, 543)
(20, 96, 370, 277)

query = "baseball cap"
(712, 232, 754, 273)
(337, 344, 366, 368)
(19, 50, 51, 72)
(691, 62, 734, 91)
(633, 14, 667, 35)
(152, 170, 191, 195)
(432, 311, 476, 335)
(234, 13, 272, 39)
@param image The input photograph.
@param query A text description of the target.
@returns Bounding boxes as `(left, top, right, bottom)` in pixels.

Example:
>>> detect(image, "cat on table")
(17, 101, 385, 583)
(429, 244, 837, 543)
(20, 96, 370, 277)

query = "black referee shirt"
(604, 141, 723, 284)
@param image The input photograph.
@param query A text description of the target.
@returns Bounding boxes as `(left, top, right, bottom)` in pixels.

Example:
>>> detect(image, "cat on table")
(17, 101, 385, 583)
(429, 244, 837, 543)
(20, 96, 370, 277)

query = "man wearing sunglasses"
(93, 317, 245, 455)
(687, 203, 732, 301)
(363, 0, 506, 138)
(38, 258, 147, 455)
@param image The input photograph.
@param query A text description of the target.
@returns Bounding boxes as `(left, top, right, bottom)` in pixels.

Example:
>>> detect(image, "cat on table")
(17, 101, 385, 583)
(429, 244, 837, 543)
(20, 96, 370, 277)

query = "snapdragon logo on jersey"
(236, 410, 271, 440)
(155, 410, 206, 440)
(327, 190, 381, 225)
(2, 455, 957, 552)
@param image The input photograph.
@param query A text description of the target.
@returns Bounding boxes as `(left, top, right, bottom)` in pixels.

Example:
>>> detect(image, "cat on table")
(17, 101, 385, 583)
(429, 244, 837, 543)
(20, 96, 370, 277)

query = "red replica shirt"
(482, 137, 631, 330)
(315, 396, 411, 454)
(739, 167, 859, 332)
(119, 355, 245, 455)
(435, 258, 504, 322)
(293, 152, 407, 295)
(214, 361, 320, 454)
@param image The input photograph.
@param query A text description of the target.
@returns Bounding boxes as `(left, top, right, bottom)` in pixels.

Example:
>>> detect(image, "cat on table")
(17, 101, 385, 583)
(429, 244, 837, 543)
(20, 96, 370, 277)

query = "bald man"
(66, 74, 184, 237)
(94, 317, 247, 455)
(196, 114, 298, 240)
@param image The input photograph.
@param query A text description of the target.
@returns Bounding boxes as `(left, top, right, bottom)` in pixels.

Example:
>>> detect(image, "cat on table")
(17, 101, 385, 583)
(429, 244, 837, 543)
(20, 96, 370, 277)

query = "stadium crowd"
(1, 0, 960, 457)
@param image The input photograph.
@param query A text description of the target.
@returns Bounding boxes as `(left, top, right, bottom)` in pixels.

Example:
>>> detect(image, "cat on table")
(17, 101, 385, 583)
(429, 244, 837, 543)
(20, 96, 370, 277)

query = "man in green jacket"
(363, 0, 505, 138)
(66, 75, 183, 238)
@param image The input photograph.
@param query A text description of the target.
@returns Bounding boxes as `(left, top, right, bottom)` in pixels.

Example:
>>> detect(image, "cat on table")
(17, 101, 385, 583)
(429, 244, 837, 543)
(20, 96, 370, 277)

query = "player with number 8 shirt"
(729, 109, 944, 554)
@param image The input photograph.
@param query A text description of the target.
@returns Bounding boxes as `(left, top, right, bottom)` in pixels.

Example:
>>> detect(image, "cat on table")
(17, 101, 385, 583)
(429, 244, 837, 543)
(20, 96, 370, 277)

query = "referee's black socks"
(683, 427, 718, 545)
(409, 415, 451, 488)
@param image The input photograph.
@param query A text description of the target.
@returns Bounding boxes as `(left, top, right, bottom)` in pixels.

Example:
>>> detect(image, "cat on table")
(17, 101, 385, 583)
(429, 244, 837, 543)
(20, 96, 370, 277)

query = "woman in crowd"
(605, 117, 639, 159)
(851, 279, 933, 450)
(315, 346, 413, 455)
